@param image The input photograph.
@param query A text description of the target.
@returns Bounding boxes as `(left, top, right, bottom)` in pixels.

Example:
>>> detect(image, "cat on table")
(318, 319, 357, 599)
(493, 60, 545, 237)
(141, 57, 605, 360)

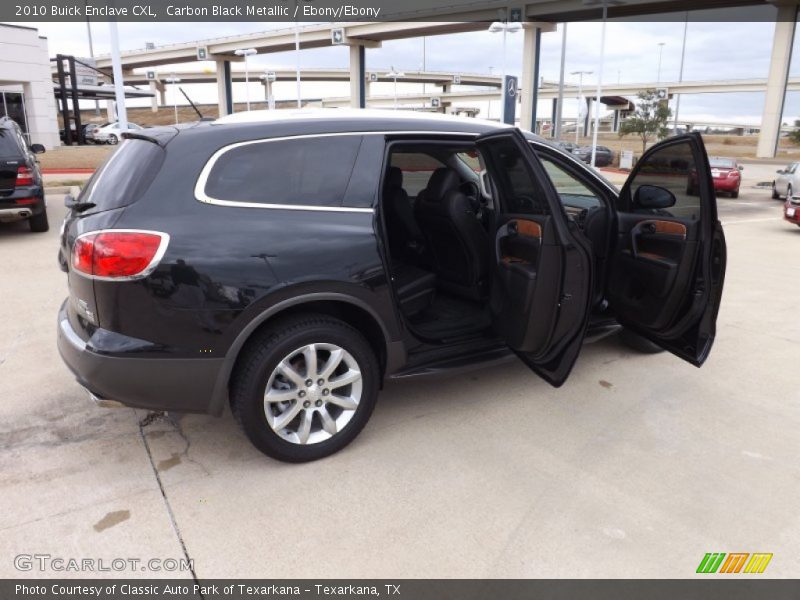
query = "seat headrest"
(386, 166, 403, 189)
(423, 168, 461, 202)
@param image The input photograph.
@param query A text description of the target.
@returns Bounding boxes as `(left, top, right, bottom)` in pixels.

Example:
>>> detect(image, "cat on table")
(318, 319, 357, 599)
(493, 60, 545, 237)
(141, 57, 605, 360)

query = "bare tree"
(618, 89, 672, 154)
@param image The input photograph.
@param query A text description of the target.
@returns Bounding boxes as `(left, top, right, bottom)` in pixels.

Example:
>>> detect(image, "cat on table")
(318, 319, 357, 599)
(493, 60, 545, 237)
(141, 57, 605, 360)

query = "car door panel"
(477, 129, 593, 386)
(493, 215, 561, 354)
(608, 133, 726, 365)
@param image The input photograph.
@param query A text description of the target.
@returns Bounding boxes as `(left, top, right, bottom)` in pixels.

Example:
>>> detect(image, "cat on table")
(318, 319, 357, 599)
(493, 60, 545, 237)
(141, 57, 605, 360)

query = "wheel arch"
(208, 293, 402, 416)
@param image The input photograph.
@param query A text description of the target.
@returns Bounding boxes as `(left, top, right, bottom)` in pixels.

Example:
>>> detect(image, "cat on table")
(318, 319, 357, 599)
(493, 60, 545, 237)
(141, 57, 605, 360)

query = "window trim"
(194, 131, 480, 213)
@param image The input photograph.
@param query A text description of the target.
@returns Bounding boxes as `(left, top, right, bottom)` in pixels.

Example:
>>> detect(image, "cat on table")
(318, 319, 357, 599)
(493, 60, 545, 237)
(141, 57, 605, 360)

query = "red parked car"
(785, 197, 800, 227)
(708, 156, 742, 197)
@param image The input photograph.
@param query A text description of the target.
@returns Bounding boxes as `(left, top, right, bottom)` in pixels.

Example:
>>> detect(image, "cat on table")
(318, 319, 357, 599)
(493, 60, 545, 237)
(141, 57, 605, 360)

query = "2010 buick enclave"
(57, 110, 726, 462)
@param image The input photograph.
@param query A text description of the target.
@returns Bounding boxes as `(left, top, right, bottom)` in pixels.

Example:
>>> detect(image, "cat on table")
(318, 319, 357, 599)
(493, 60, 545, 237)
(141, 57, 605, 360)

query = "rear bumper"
(713, 178, 740, 191)
(0, 188, 44, 221)
(57, 300, 223, 414)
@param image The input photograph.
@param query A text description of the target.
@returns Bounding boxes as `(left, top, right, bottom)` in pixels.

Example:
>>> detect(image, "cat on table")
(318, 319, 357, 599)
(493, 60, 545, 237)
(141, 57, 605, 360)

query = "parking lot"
(1, 163, 798, 579)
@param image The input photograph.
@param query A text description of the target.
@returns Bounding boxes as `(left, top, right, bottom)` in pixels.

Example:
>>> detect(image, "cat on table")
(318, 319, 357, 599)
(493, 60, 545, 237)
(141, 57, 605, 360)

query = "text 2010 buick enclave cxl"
(58, 110, 726, 462)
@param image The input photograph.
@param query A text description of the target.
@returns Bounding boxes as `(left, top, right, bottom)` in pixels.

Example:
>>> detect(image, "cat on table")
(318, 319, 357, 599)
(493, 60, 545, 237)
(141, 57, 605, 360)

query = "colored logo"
(697, 553, 773, 574)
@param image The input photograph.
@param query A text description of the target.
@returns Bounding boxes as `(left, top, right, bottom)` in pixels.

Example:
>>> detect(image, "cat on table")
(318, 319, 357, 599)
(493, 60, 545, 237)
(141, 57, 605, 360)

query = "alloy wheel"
(263, 343, 362, 445)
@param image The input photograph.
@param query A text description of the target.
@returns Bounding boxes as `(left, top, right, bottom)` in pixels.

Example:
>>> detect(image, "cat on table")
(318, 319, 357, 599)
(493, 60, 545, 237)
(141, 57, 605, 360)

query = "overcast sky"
(14, 14, 800, 125)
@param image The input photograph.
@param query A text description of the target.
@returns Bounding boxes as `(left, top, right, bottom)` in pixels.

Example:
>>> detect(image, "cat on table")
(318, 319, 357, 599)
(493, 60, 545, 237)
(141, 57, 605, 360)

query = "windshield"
(710, 158, 736, 168)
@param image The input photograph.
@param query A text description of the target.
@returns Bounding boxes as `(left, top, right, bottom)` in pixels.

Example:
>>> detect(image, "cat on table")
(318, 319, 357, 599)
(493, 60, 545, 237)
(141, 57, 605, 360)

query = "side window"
(618, 140, 701, 221)
(539, 155, 603, 212)
(389, 152, 443, 197)
(480, 137, 549, 215)
(203, 136, 362, 207)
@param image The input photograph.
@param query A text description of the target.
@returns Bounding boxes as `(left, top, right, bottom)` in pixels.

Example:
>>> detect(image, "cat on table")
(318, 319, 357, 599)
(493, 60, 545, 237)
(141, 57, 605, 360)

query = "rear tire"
(619, 328, 664, 354)
(230, 314, 379, 462)
(731, 189, 739, 199)
(28, 209, 49, 233)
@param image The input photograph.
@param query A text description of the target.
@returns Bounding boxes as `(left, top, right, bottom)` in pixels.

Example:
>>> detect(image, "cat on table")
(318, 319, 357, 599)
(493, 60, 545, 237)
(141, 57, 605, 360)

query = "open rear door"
(607, 133, 726, 365)
(476, 129, 593, 387)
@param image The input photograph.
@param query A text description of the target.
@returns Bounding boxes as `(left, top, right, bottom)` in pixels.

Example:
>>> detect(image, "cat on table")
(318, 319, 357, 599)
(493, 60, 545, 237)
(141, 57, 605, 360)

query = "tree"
(618, 89, 672, 154)
(787, 119, 800, 146)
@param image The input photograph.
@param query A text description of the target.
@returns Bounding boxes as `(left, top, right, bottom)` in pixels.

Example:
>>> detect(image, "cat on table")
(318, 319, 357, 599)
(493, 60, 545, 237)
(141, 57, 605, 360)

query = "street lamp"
(384, 67, 405, 110)
(165, 74, 181, 125)
(488, 20, 522, 123)
(674, 14, 689, 132)
(234, 48, 257, 111)
(656, 42, 666, 83)
(571, 70, 592, 144)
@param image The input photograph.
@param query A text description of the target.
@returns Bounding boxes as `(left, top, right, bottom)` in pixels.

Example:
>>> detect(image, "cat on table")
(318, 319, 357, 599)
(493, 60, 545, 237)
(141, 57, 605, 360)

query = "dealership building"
(0, 24, 60, 148)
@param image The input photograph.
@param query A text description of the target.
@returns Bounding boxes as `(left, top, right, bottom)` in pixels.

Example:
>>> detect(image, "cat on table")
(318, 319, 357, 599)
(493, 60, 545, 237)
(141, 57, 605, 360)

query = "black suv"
(57, 111, 726, 462)
(0, 117, 47, 232)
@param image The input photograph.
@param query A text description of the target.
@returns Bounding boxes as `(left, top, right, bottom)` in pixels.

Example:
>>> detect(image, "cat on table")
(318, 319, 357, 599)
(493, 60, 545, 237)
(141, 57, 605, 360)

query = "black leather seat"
(383, 167, 424, 259)
(415, 168, 489, 301)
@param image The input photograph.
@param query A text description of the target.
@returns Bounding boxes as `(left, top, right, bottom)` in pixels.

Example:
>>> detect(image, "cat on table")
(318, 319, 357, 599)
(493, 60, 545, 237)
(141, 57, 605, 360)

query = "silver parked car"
(772, 162, 800, 199)
(91, 122, 143, 145)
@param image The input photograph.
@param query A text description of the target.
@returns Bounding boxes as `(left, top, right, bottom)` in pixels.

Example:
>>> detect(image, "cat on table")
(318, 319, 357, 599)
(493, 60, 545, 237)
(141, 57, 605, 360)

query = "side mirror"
(738, 165, 744, 171)
(30, 143, 45, 154)
(777, 169, 785, 174)
(634, 185, 676, 210)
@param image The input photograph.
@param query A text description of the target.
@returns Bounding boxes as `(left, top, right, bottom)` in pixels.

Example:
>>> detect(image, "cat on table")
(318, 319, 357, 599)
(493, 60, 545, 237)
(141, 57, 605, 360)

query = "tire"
(619, 327, 664, 354)
(107, 134, 118, 145)
(28, 209, 49, 233)
(231, 314, 379, 462)
(771, 183, 780, 199)
(731, 189, 739, 199)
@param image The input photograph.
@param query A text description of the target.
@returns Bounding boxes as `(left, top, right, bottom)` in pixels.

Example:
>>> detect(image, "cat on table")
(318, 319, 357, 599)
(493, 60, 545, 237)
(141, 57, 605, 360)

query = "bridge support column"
(550, 98, 558, 137)
(215, 58, 233, 117)
(584, 97, 592, 138)
(520, 24, 542, 131)
(149, 81, 164, 113)
(757, 3, 798, 158)
(349, 45, 366, 108)
(612, 108, 621, 133)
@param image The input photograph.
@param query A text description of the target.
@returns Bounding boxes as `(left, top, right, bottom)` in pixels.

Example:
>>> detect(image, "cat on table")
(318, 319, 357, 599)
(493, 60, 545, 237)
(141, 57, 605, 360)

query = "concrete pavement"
(1, 179, 798, 579)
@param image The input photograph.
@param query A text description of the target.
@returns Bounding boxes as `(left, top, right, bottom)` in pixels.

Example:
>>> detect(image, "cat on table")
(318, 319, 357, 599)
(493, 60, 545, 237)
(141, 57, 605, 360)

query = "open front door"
(607, 133, 726, 365)
(476, 129, 593, 387)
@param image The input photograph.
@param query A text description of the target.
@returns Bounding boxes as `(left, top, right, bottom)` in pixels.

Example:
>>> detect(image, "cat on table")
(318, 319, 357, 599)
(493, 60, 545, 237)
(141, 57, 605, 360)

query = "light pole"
(108, 21, 127, 131)
(488, 20, 522, 123)
(234, 48, 257, 111)
(571, 70, 592, 144)
(656, 42, 666, 83)
(554, 23, 567, 140)
(590, 3, 608, 168)
(673, 14, 689, 132)
(165, 74, 181, 124)
(384, 67, 405, 110)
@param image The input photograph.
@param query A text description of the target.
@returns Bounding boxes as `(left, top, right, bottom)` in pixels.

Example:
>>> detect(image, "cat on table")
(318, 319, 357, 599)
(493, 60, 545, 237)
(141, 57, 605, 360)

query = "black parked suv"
(0, 117, 47, 232)
(57, 110, 726, 462)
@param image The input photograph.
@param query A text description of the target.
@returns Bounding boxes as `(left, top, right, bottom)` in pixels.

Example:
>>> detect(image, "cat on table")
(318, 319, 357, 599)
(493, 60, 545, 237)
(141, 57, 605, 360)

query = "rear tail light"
(16, 166, 34, 186)
(71, 230, 169, 280)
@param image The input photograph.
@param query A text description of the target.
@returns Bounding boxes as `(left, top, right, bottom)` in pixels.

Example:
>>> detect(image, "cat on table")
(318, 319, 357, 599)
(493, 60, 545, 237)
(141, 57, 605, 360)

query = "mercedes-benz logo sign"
(507, 79, 517, 97)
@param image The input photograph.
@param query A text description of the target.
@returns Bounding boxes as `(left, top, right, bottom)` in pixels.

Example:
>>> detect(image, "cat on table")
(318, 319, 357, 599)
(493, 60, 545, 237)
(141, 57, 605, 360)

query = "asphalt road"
(1, 172, 798, 579)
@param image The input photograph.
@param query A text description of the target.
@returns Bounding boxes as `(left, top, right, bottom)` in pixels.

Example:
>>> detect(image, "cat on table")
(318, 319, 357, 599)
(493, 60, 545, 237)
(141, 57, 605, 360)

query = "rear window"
(79, 139, 165, 213)
(710, 158, 736, 168)
(202, 135, 362, 207)
(0, 129, 22, 157)
(389, 152, 444, 197)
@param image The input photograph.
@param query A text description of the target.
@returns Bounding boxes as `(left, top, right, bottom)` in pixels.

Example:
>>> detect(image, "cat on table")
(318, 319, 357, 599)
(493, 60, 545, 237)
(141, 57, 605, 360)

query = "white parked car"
(91, 122, 143, 145)
(772, 162, 800, 199)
